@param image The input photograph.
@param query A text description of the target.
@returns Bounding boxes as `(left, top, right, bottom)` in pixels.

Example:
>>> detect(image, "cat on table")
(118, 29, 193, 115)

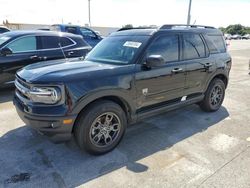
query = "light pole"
(187, 0, 192, 25)
(88, 0, 91, 27)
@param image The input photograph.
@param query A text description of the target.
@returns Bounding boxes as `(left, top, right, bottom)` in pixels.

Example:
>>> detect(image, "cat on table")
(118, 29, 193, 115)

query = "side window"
(146, 35, 179, 62)
(40, 36, 60, 49)
(7, 36, 37, 53)
(183, 33, 206, 60)
(205, 35, 226, 53)
(65, 27, 78, 35)
(60, 37, 74, 47)
(80, 28, 96, 38)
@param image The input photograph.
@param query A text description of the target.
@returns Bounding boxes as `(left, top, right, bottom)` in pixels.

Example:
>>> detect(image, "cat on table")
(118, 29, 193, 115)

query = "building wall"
(3, 22, 119, 36)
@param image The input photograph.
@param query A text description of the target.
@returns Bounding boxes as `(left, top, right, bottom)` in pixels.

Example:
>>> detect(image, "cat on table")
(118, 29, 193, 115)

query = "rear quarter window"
(60, 37, 74, 47)
(205, 35, 226, 54)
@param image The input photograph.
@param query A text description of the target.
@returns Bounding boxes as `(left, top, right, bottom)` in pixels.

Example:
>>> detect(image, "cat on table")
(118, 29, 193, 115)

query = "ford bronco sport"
(14, 25, 231, 155)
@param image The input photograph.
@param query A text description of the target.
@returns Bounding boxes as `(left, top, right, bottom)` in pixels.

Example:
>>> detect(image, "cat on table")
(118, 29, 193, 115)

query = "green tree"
(122, 24, 133, 29)
(225, 24, 245, 35)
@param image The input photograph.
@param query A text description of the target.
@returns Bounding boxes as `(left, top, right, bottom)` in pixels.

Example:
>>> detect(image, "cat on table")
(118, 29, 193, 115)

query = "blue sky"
(0, 0, 249, 27)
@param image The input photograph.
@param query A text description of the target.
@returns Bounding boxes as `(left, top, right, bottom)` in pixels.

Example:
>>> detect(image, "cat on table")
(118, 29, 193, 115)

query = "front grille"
(15, 77, 31, 101)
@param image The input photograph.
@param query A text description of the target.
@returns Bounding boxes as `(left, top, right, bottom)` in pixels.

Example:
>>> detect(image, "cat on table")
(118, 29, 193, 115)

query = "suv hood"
(16, 59, 118, 83)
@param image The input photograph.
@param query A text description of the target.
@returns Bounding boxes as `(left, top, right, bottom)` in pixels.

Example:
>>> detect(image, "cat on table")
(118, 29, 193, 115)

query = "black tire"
(199, 78, 225, 112)
(74, 100, 127, 155)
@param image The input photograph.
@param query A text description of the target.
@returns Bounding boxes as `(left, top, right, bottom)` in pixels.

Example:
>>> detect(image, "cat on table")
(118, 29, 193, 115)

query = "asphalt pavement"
(0, 40, 250, 188)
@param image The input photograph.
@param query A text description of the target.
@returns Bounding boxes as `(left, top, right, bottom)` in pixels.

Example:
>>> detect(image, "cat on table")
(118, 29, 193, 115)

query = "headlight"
(28, 87, 61, 104)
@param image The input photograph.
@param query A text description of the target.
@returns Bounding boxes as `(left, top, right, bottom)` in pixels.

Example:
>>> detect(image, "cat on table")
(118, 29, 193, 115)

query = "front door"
(0, 36, 40, 85)
(135, 34, 186, 110)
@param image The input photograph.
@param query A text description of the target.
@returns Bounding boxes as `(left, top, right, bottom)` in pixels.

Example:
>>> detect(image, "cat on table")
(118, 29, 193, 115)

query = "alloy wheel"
(89, 112, 121, 147)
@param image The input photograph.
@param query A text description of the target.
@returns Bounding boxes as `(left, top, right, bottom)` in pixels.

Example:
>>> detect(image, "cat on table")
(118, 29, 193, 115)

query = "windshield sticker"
(123, 41, 142, 48)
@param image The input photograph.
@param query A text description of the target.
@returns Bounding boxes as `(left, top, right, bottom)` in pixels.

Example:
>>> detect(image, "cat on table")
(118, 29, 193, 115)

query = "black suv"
(0, 31, 91, 87)
(14, 25, 231, 155)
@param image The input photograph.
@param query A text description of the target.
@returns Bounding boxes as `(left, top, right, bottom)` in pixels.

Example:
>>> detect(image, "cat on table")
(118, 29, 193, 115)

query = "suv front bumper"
(13, 95, 77, 143)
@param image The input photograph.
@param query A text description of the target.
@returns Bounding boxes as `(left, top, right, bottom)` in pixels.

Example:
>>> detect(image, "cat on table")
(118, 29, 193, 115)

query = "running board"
(136, 95, 204, 121)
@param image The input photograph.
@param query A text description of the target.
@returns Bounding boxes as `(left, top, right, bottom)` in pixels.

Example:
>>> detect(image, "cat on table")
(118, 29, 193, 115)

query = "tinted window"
(183, 34, 206, 60)
(146, 35, 179, 62)
(40, 36, 59, 49)
(205, 35, 226, 53)
(65, 27, 78, 34)
(60, 37, 74, 47)
(80, 28, 96, 38)
(7, 36, 37, 53)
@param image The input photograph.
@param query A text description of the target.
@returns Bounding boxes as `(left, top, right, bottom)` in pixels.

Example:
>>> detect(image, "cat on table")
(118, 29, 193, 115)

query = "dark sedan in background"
(0, 30, 92, 87)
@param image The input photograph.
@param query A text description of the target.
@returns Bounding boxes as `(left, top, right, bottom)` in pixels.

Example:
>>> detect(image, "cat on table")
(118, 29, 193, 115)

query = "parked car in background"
(242, 34, 250, 40)
(231, 34, 242, 40)
(0, 26, 10, 34)
(51, 24, 103, 47)
(224, 33, 232, 40)
(14, 24, 231, 155)
(0, 30, 91, 88)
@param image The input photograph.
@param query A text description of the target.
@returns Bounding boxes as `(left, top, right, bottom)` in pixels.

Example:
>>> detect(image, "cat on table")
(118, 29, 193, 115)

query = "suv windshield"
(85, 35, 149, 64)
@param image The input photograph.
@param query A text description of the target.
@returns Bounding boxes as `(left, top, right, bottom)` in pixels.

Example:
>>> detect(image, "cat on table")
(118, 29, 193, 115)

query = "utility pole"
(187, 0, 192, 25)
(88, 0, 91, 27)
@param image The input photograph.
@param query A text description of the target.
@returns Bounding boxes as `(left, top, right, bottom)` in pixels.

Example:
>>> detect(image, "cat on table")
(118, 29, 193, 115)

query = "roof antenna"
(58, 42, 68, 62)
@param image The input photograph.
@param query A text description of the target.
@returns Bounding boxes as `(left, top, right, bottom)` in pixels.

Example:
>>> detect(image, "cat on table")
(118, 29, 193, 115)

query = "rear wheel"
(74, 100, 127, 155)
(199, 78, 225, 112)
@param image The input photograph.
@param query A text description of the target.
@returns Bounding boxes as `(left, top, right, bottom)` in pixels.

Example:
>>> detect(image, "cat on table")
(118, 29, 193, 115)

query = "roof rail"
(160, 24, 215, 30)
(117, 26, 157, 32)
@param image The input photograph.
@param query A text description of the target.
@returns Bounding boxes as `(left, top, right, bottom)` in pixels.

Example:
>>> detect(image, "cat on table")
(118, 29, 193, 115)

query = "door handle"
(171, 68, 183, 74)
(204, 62, 213, 68)
(30, 55, 39, 60)
(42, 56, 47, 60)
(68, 51, 74, 56)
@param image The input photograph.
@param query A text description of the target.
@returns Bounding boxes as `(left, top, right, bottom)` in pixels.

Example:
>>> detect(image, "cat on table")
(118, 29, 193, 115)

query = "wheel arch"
(205, 72, 229, 91)
(72, 92, 136, 133)
(213, 74, 228, 88)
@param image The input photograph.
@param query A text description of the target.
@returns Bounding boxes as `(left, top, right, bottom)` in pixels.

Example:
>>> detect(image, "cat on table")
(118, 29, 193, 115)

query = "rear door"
(0, 36, 40, 85)
(135, 34, 186, 109)
(38, 36, 64, 61)
(181, 33, 212, 96)
(60, 36, 89, 58)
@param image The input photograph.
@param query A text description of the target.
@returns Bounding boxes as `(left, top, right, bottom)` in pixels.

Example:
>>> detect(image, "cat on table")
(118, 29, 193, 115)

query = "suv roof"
(113, 24, 222, 36)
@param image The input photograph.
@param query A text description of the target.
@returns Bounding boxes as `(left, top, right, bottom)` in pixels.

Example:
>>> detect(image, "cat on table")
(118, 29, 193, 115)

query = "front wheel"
(199, 78, 225, 112)
(74, 100, 127, 155)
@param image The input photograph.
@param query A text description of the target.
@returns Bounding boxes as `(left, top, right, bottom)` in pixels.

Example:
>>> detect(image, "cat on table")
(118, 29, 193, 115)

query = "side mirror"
(145, 55, 165, 68)
(0, 47, 13, 56)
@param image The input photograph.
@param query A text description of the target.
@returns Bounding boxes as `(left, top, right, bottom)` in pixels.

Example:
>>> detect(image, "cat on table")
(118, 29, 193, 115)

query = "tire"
(74, 100, 127, 155)
(199, 78, 225, 112)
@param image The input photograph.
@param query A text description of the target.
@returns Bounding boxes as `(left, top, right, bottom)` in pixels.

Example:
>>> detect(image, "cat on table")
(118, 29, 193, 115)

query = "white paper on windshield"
(123, 41, 142, 48)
